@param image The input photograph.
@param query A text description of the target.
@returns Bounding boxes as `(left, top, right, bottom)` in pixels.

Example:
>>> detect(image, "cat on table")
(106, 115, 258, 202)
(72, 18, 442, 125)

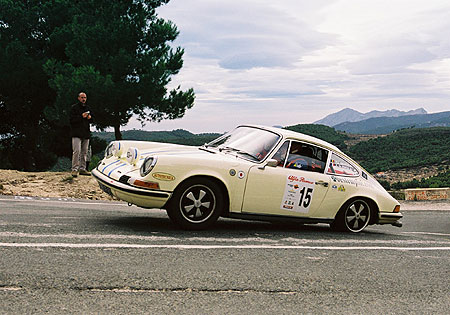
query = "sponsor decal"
(229, 169, 236, 176)
(287, 175, 314, 185)
(238, 171, 245, 179)
(362, 172, 368, 180)
(338, 185, 346, 192)
(281, 175, 315, 213)
(332, 185, 338, 189)
(331, 176, 358, 187)
(152, 172, 175, 181)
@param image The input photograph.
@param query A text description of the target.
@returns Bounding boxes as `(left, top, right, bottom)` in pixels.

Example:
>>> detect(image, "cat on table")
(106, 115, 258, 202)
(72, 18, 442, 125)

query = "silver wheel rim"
(179, 184, 216, 224)
(345, 200, 370, 232)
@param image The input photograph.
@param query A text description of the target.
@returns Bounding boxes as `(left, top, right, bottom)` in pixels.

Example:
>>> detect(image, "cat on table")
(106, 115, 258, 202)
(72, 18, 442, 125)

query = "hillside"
(284, 124, 350, 150)
(347, 127, 450, 173)
(334, 111, 450, 134)
(94, 129, 221, 146)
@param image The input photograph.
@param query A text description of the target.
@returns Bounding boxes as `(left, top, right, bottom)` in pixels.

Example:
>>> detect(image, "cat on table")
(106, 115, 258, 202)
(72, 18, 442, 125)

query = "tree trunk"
(114, 124, 122, 140)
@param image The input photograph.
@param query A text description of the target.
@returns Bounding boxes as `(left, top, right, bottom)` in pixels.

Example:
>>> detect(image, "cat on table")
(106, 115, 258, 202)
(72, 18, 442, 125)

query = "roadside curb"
(400, 200, 450, 211)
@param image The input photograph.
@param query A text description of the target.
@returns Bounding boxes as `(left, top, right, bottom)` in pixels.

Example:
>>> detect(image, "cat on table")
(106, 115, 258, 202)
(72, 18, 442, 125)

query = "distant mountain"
(315, 108, 427, 126)
(334, 111, 450, 134)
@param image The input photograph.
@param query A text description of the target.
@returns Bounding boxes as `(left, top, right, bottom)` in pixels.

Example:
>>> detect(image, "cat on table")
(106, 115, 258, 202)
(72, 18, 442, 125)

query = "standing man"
(70, 92, 93, 177)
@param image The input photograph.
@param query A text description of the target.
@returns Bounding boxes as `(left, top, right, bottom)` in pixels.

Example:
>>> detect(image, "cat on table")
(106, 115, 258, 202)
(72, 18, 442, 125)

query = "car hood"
(113, 140, 249, 164)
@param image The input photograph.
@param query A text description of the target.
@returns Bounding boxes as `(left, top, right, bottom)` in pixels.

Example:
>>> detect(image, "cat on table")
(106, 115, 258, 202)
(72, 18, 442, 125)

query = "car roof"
(240, 124, 343, 153)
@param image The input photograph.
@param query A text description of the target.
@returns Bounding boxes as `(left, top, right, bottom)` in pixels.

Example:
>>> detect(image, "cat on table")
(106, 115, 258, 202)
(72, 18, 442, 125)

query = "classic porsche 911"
(92, 125, 403, 232)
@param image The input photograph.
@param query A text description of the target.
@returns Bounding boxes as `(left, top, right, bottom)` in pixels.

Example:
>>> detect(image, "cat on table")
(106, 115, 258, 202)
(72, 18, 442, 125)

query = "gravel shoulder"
(0, 169, 114, 201)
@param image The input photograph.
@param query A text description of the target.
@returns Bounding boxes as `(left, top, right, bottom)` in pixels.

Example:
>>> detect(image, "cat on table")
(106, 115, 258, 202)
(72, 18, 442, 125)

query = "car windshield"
(206, 126, 281, 162)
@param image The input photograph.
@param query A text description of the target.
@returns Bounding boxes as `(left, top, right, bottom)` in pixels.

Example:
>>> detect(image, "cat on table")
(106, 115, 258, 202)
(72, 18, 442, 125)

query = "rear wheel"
(166, 178, 223, 230)
(331, 199, 371, 233)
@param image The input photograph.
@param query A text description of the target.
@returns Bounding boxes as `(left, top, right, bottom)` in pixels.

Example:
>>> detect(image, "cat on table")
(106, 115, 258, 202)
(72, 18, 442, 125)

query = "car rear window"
(327, 152, 359, 176)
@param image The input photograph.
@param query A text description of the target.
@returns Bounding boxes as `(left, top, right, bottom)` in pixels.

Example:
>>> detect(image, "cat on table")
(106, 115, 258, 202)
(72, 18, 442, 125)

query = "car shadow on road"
(100, 214, 388, 238)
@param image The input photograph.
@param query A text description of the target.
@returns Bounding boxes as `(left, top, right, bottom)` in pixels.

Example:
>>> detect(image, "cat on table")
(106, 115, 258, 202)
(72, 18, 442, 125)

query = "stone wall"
(404, 188, 450, 201)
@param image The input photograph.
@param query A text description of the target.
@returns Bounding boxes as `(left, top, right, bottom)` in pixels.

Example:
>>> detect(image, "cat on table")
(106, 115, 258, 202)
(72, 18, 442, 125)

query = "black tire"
(331, 199, 371, 233)
(166, 178, 224, 230)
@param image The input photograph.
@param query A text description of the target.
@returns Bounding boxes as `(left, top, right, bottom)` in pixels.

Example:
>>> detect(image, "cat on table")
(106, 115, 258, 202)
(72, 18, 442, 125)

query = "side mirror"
(258, 159, 279, 169)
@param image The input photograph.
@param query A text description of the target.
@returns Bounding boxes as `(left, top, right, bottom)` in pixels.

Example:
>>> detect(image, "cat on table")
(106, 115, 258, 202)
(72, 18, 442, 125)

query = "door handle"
(315, 181, 328, 187)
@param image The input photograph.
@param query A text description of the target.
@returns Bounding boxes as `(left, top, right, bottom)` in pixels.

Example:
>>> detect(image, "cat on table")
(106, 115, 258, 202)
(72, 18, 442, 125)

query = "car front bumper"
(92, 168, 172, 208)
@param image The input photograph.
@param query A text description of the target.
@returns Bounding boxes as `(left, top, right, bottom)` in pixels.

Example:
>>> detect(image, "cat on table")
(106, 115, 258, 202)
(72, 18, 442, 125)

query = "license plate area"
(98, 182, 113, 196)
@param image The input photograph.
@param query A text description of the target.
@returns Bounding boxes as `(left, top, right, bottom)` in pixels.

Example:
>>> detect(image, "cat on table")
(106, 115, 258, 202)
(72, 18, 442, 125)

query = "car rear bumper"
(378, 212, 403, 226)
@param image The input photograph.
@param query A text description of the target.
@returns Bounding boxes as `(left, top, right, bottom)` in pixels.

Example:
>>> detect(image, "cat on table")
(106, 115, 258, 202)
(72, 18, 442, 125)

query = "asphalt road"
(0, 196, 449, 314)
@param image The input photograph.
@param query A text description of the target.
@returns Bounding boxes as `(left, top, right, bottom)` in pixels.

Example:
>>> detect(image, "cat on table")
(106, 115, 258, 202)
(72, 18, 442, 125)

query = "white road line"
(0, 196, 125, 206)
(1, 232, 449, 244)
(402, 232, 450, 237)
(0, 243, 449, 250)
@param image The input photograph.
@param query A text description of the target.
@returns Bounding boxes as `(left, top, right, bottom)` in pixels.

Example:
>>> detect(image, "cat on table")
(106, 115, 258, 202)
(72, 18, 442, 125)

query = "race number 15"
(299, 187, 313, 209)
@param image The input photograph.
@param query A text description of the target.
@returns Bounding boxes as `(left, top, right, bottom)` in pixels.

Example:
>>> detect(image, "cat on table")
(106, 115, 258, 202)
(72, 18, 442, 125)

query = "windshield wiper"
(236, 150, 259, 161)
(218, 146, 259, 161)
(199, 146, 216, 153)
(218, 146, 239, 153)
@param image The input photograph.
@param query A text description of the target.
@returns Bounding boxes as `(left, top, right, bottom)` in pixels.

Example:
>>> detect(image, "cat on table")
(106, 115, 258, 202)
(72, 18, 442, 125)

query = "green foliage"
(0, 0, 193, 170)
(0, 0, 65, 170)
(284, 124, 349, 150)
(347, 127, 450, 173)
(43, 0, 194, 140)
(377, 179, 391, 191)
(90, 136, 108, 156)
(94, 129, 221, 147)
(88, 155, 102, 172)
(391, 170, 450, 189)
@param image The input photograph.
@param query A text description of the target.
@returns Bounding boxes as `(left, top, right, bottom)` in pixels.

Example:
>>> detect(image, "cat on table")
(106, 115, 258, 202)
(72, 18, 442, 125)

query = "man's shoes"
(71, 171, 79, 177)
(79, 170, 91, 176)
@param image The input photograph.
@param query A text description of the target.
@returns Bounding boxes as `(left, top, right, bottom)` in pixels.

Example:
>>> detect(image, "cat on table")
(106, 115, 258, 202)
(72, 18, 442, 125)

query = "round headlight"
(112, 142, 123, 157)
(105, 143, 114, 158)
(126, 147, 140, 166)
(140, 156, 157, 177)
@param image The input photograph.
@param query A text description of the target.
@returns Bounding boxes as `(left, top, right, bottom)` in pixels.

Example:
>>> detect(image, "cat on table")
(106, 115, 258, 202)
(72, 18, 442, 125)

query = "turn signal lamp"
(393, 205, 400, 213)
(133, 180, 160, 190)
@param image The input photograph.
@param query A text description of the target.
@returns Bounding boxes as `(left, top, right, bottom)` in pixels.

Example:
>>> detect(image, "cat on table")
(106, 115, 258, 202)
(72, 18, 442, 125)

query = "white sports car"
(92, 125, 402, 232)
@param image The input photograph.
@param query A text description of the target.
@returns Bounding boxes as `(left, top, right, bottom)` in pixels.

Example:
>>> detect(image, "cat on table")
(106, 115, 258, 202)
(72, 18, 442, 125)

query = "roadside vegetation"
(0, 1, 193, 171)
(346, 127, 450, 173)
(284, 124, 349, 150)
(390, 169, 450, 190)
(94, 129, 220, 146)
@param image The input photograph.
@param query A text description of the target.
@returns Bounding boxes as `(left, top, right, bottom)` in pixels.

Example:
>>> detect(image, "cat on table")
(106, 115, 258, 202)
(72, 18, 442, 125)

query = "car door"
(241, 140, 331, 217)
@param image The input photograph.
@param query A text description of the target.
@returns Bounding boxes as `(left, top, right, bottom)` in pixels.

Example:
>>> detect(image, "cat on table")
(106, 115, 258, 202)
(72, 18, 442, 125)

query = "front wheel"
(331, 199, 371, 233)
(166, 178, 224, 230)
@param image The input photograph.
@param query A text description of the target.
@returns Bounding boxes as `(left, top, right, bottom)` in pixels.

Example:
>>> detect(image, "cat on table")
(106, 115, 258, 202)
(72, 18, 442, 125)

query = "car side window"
(285, 141, 328, 173)
(272, 141, 289, 166)
(327, 152, 359, 176)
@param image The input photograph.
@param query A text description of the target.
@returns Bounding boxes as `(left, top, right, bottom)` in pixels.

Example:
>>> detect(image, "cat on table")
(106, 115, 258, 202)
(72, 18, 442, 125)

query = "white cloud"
(124, 0, 450, 133)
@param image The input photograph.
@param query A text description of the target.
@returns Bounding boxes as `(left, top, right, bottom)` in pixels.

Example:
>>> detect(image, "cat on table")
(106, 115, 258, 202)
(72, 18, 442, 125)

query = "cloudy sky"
(127, 0, 450, 133)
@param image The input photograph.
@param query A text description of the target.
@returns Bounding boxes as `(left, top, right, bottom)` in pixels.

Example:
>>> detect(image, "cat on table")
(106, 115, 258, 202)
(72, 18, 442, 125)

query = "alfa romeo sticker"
(281, 175, 315, 213)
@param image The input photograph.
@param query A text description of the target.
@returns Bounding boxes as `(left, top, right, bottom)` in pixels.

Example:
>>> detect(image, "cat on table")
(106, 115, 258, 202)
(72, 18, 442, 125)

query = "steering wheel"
(286, 158, 308, 169)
